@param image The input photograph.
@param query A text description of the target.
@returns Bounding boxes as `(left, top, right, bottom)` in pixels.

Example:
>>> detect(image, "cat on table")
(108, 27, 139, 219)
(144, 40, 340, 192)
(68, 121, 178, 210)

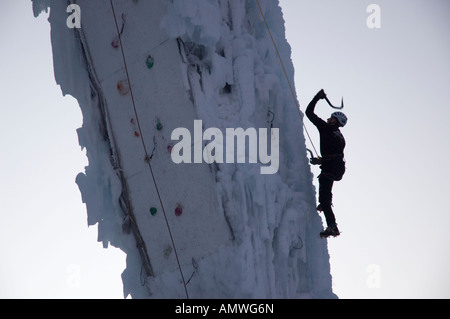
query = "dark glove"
(310, 157, 322, 165)
(315, 89, 326, 100)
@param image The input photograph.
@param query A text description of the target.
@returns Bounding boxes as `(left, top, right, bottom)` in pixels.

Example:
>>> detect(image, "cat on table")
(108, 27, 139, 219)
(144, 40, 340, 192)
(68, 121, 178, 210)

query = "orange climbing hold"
(117, 80, 130, 95)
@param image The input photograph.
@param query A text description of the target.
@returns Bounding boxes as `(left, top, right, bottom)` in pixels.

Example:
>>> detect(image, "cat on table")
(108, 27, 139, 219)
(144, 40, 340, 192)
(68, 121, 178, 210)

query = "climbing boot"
(316, 202, 333, 212)
(320, 224, 340, 238)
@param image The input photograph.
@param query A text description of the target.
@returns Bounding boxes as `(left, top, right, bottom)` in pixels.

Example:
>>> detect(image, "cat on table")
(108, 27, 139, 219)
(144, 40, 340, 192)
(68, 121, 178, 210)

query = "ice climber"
(306, 89, 347, 238)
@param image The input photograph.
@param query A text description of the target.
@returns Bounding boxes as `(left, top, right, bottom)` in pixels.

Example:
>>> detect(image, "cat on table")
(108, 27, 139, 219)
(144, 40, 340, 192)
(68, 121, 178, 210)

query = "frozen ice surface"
(33, 0, 336, 298)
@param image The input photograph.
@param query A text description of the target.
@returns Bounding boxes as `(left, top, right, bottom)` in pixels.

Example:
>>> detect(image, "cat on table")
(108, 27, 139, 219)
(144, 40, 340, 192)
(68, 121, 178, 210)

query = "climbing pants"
(318, 174, 336, 227)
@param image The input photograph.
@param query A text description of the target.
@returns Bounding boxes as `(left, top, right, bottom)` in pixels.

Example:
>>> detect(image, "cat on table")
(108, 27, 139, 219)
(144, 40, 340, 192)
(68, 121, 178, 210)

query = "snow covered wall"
(33, 0, 336, 298)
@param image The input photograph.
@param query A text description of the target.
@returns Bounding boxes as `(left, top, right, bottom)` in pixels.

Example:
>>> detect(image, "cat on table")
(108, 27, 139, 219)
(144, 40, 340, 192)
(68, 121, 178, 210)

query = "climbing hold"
(111, 36, 119, 48)
(134, 131, 140, 137)
(220, 82, 232, 94)
(167, 144, 174, 153)
(156, 121, 163, 131)
(175, 204, 183, 217)
(117, 80, 130, 95)
(145, 55, 155, 69)
(163, 246, 172, 258)
(150, 207, 157, 216)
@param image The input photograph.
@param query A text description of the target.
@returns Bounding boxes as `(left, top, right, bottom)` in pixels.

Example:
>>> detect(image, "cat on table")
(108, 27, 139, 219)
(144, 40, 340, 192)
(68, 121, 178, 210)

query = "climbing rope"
(109, 0, 189, 299)
(255, 0, 319, 158)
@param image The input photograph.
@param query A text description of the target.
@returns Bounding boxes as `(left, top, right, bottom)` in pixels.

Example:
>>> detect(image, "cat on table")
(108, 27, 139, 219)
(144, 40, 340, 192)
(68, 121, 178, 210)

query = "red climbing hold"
(111, 36, 119, 48)
(175, 204, 183, 217)
(117, 80, 130, 95)
(134, 131, 140, 137)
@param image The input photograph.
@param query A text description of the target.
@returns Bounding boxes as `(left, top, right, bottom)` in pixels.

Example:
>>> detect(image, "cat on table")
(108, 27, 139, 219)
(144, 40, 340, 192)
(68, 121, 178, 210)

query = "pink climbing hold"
(111, 36, 119, 48)
(175, 204, 182, 217)
(167, 144, 174, 153)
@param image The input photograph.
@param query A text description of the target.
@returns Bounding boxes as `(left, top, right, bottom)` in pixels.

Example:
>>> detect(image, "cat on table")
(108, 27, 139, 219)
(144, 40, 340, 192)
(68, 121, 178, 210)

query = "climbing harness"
(109, 0, 190, 299)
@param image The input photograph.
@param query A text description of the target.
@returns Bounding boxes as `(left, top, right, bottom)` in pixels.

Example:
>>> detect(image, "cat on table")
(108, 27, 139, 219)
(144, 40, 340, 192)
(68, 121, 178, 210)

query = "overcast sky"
(1, 0, 449, 298)
(0, 1, 125, 298)
(281, 0, 450, 298)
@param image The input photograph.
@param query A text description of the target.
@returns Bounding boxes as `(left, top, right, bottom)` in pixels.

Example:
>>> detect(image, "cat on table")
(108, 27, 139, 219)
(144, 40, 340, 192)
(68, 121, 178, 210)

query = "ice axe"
(322, 90, 344, 109)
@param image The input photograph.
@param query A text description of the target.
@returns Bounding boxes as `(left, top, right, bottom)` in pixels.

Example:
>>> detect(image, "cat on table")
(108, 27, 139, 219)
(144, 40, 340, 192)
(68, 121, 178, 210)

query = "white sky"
(0, 1, 125, 298)
(280, 0, 450, 298)
(1, 0, 449, 298)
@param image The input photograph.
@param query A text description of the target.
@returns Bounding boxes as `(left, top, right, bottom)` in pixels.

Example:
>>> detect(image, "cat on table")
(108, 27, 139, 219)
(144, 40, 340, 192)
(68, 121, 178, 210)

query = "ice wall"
(33, 0, 336, 299)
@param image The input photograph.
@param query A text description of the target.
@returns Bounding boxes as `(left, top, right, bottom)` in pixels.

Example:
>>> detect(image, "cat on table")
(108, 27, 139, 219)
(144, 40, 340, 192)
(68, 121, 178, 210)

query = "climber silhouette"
(306, 89, 347, 238)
